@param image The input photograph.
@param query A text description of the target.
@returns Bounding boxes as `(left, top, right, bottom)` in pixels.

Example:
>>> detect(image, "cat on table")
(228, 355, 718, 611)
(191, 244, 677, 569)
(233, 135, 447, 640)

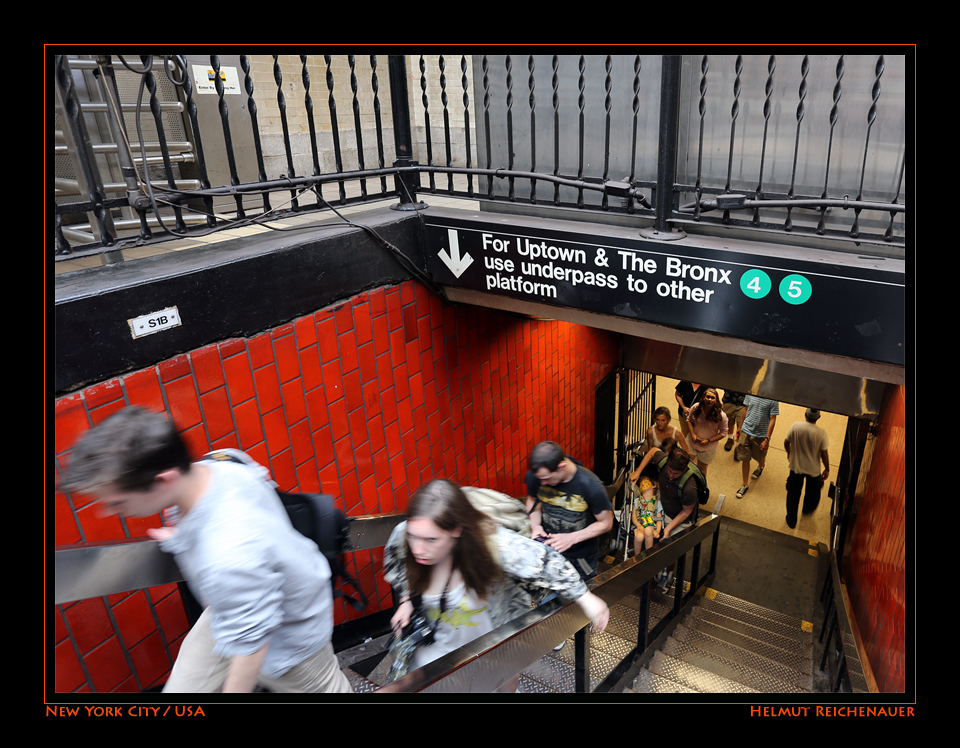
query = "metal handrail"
(818, 548, 877, 693)
(376, 513, 721, 693)
(54, 507, 721, 694)
(53, 513, 403, 606)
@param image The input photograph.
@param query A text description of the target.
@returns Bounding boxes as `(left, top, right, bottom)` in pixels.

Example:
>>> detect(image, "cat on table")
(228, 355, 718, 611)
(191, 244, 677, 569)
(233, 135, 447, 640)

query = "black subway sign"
(424, 215, 904, 367)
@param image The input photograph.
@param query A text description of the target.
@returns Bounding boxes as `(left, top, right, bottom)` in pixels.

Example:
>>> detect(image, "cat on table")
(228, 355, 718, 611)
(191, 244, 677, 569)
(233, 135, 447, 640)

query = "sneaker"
(724, 438, 734, 451)
(553, 640, 566, 651)
(659, 571, 675, 592)
(736, 485, 749, 499)
(752, 466, 764, 479)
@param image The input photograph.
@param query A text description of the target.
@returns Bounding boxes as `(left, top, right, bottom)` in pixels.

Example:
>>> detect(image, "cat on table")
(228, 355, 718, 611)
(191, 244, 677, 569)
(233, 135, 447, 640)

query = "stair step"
(687, 603, 812, 656)
(521, 643, 621, 693)
(646, 650, 760, 693)
(628, 668, 700, 693)
(695, 589, 814, 642)
(683, 609, 813, 674)
(673, 624, 813, 690)
(662, 635, 811, 693)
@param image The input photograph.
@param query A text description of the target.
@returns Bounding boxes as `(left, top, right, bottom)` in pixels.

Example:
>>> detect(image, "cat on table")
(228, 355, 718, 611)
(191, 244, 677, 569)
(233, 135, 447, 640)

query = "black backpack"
(203, 452, 368, 612)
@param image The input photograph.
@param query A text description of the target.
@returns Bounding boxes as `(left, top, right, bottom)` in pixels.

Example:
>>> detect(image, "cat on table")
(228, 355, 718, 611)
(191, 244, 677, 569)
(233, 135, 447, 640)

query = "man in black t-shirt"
(524, 441, 613, 581)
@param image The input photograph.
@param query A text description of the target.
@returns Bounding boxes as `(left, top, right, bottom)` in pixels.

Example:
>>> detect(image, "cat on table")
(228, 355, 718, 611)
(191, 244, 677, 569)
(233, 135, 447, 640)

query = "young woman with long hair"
(684, 387, 728, 478)
(383, 479, 609, 688)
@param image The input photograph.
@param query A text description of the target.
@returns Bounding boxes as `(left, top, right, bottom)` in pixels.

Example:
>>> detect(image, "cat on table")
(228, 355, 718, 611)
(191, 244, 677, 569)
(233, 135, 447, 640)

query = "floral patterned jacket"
(383, 522, 589, 628)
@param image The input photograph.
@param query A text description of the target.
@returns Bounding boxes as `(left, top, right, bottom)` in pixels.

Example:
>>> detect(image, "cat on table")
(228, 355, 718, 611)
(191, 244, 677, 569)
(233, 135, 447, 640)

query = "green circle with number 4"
(779, 274, 812, 305)
(740, 269, 771, 299)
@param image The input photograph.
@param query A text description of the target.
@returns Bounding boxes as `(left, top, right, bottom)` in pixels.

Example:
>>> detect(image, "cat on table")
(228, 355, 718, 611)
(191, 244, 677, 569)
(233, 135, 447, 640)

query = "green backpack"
(657, 455, 710, 507)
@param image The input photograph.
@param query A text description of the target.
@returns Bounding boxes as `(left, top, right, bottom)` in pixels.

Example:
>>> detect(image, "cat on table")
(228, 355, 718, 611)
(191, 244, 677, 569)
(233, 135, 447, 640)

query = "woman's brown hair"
(404, 480, 503, 600)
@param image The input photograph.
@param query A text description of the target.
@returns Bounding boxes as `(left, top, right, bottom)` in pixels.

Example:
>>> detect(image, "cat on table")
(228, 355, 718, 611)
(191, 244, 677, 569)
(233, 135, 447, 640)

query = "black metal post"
(574, 626, 588, 693)
(388, 55, 425, 210)
(643, 55, 685, 240)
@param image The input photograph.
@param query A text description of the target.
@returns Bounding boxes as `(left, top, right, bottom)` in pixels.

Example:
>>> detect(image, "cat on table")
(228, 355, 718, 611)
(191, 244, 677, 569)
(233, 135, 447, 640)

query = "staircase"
(517, 583, 815, 694)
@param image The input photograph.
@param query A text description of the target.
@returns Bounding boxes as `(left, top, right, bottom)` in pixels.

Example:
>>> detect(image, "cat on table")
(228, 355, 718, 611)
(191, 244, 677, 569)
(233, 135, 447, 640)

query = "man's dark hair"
(666, 448, 690, 473)
(529, 441, 566, 472)
(61, 407, 192, 493)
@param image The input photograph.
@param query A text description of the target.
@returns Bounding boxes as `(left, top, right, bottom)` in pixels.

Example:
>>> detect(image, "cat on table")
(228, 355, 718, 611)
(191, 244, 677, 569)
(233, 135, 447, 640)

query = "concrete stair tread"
(662, 634, 812, 693)
(629, 669, 701, 693)
(647, 650, 760, 693)
(673, 623, 813, 686)
(686, 606, 813, 661)
(695, 590, 814, 642)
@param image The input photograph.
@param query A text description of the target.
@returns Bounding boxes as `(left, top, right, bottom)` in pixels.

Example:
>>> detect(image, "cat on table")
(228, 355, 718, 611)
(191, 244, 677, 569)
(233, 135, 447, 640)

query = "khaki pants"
(163, 608, 353, 693)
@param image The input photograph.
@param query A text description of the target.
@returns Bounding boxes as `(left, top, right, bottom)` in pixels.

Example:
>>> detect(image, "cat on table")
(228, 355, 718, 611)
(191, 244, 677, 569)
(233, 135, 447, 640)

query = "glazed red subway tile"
(83, 379, 125, 412)
(190, 346, 226, 394)
(294, 315, 318, 350)
(348, 406, 370, 448)
(55, 393, 91, 455)
(111, 590, 157, 650)
(304, 387, 330, 431)
(232, 398, 265, 451)
(269, 449, 298, 493)
(358, 342, 377, 384)
(55, 639, 89, 693)
(327, 397, 350, 444)
(123, 368, 165, 412)
(316, 317, 339, 364)
(320, 360, 343, 405)
(64, 597, 115, 654)
(261, 408, 291, 457)
(200, 387, 235, 443)
(273, 334, 301, 384)
(280, 379, 308, 425)
(339, 331, 359, 375)
(252, 365, 283, 414)
(222, 353, 257, 404)
(353, 302, 373, 347)
(295, 459, 323, 494)
(288, 418, 314, 467)
(129, 631, 172, 691)
(84, 636, 132, 693)
(299, 345, 323, 392)
(157, 354, 192, 383)
(343, 369, 364, 414)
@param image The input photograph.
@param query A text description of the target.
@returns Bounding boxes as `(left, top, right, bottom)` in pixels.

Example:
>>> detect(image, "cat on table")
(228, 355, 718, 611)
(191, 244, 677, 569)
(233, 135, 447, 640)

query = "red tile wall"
(842, 385, 907, 693)
(52, 280, 621, 693)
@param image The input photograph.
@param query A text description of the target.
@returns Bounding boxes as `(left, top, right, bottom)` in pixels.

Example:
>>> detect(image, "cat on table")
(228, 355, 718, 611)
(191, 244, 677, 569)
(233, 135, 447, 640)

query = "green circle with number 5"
(740, 269, 772, 299)
(779, 274, 812, 305)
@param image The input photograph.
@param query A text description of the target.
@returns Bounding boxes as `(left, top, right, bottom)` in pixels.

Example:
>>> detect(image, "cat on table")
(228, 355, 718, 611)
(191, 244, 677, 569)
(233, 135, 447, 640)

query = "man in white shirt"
(783, 408, 830, 529)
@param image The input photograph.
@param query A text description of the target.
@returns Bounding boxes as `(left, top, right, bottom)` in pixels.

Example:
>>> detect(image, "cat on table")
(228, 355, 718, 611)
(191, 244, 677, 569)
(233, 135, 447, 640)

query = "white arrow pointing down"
(438, 229, 474, 278)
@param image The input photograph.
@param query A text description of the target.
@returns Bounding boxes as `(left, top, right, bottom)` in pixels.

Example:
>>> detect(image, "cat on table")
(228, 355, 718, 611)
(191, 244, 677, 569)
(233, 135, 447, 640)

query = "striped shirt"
(741, 396, 779, 439)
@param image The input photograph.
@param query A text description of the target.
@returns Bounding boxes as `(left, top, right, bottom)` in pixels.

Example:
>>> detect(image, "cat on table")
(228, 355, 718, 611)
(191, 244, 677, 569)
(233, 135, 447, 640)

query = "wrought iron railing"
(53, 53, 907, 261)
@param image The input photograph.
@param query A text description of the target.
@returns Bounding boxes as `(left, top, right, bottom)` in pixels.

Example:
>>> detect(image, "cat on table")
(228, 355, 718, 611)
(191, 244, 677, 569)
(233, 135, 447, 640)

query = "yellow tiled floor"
(654, 378, 846, 547)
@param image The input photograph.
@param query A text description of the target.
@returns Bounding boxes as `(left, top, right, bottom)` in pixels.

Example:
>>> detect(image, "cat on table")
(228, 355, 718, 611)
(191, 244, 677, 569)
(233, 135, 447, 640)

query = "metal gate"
(594, 367, 655, 488)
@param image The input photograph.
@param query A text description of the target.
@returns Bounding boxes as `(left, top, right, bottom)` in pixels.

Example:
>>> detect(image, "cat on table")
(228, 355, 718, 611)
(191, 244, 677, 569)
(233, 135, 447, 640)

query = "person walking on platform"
(685, 387, 728, 478)
(721, 390, 747, 451)
(783, 408, 830, 528)
(735, 395, 779, 499)
(60, 407, 353, 694)
(674, 381, 706, 442)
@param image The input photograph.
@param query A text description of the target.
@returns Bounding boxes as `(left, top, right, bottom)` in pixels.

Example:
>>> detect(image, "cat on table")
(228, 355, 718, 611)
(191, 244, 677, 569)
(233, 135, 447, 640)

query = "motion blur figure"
(61, 407, 352, 694)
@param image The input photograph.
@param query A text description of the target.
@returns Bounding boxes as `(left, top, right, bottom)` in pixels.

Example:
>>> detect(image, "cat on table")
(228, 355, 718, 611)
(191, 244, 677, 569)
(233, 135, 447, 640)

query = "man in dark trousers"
(783, 408, 830, 529)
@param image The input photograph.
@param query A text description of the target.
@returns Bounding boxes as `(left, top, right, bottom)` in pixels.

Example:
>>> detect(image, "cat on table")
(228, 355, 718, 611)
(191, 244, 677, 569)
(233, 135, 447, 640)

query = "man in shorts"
(735, 395, 779, 499)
